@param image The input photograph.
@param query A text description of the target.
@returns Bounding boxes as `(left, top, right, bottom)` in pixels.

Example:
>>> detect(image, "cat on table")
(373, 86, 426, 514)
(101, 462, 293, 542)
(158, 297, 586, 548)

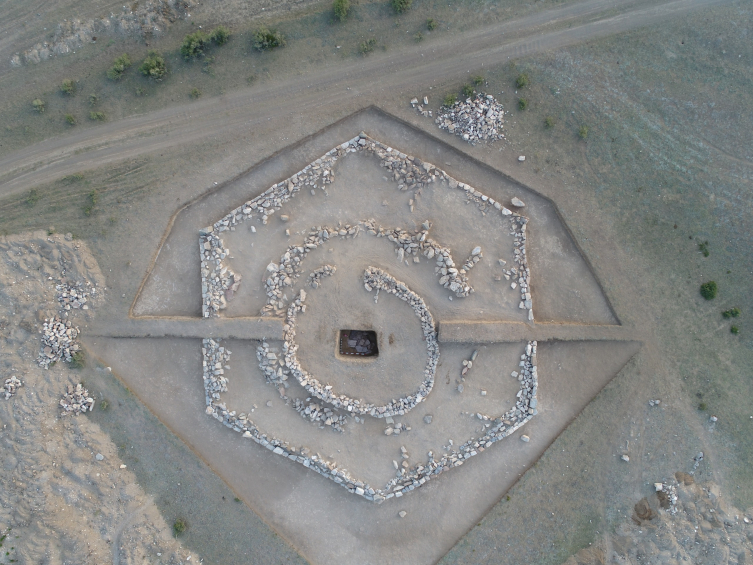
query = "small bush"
(89, 111, 106, 121)
(391, 0, 412, 13)
(518, 98, 528, 111)
(698, 402, 707, 411)
(246, 75, 257, 85)
(544, 115, 557, 128)
(210, 25, 231, 45)
(139, 51, 167, 80)
(700, 281, 717, 300)
(26, 188, 40, 207)
(62, 173, 85, 183)
(70, 350, 86, 369)
(190, 87, 201, 99)
(173, 518, 188, 536)
(472, 75, 484, 86)
(106, 54, 132, 80)
(461, 84, 474, 97)
(234, 496, 242, 502)
(65, 114, 77, 126)
(100, 399, 109, 411)
(89, 93, 99, 106)
(515, 72, 529, 89)
(698, 241, 709, 257)
(731, 325, 739, 335)
(253, 26, 286, 51)
(61, 79, 76, 96)
(135, 86, 147, 96)
(443, 93, 457, 106)
(359, 38, 377, 55)
(32, 98, 45, 113)
(334, 0, 350, 22)
(414, 31, 423, 42)
(427, 18, 437, 30)
(578, 124, 589, 139)
(181, 30, 210, 60)
(722, 308, 740, 319)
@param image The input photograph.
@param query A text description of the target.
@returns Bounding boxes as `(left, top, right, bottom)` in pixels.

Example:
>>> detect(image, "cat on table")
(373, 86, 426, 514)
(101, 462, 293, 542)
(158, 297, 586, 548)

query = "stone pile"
(436, 93, 505, 145)
(199, 231, 240, 317)
(2, 376, 23, 400)
(256, 341, 289, 399)
(56, 281, 95, 311)
(59, 383, 94, 415)
(293, 398, 348, 432)
(657, 480, 679, 516)
(306, 265, 337, 289)
(202, 338, 230, 407)
(37, 316, 81, 369)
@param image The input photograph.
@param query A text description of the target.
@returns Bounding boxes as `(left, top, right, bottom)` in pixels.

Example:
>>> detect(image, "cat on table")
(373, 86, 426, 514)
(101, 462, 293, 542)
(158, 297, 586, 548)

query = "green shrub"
(731, 325, 739, 335)
(391, 0, 412, 13)
(173, 518, 188, 536)
(210, 25, 231, 45)
(578, 124, 589, 139)
(462, 84, 474, 97)
(26, 188, 40, 207)
(544, 115, 557, 128)
(190, 87, 201, 99)
(181, 30, 210, 59)
(722, 308, 740, 319)
(139, 51, 167, 80)
(106, 54, 132, 80)
(359, 38, 377, 55)
(61, 79, 76, 96)
(518, 98, 528, 111)
(443, 93, 457, 106)
(700, 281, 717, 300)
(100, 399, 109, 411)
(70, 351, 86, 369)
(515, 72, 529, 89)
(89, 111, 106, 121)
(427, 18, 437, 30)
(32, 98, 45, 113)
(698, 240, 709, 257)
(89, 93, 99, 106)
(698, 402, 707, 411)
(135, 86, 147, 96)
(334, 0, 350, 22)
(64, 113, 77, 126)
(414, 31, 423, 42)
(472, 75, 484, 86)
(253, 26, 286, 51)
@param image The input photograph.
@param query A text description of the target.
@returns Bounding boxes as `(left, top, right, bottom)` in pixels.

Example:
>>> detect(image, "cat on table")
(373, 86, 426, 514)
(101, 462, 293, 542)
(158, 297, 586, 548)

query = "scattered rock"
(398, 510, 407, 518)
(423, 414, 433, 424)
(520, 434, 530, 442)
(2, 376, 23, 400)
(511, 197, 526, 208)
(518, 155, 526, 162)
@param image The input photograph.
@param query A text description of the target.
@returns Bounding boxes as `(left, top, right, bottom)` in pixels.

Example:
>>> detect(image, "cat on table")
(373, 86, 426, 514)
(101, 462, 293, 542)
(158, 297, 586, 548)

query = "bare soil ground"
(0, 0, 750, 563)
(0, 231, 195, 565)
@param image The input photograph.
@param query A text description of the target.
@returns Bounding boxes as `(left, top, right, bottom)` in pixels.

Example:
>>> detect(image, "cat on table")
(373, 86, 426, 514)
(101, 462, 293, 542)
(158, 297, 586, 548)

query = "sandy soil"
(0, 231, 195, 565)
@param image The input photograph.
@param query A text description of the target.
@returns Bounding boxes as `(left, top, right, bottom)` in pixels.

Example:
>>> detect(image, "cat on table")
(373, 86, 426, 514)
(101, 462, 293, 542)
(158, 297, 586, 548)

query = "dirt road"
(0, 0, 730, 199)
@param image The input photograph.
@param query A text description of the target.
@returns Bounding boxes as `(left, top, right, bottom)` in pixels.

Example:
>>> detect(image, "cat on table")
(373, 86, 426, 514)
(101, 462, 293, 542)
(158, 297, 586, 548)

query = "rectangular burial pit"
(339, 330, 379, 357)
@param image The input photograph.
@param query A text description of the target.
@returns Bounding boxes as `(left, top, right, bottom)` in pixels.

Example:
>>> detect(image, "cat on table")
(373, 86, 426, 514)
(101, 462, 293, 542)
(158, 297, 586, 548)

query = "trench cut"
(339, 329, 379, 357)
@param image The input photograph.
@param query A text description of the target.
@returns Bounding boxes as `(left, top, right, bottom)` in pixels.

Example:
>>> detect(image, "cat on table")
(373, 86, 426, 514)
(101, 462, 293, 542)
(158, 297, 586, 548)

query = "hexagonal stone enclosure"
(199, 133, 539, 502)
(92, 108, 637, 565)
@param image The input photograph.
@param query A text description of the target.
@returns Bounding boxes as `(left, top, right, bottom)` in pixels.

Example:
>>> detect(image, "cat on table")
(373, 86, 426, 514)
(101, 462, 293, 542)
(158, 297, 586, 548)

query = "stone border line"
(199, 133, 533, 322)
(281, 267, 438, 418)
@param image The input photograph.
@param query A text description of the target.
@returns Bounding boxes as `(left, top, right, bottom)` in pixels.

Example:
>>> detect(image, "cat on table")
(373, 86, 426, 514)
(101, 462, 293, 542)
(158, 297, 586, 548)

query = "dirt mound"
(563, 477, 753, 565)
(0, 231, 196, 564)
